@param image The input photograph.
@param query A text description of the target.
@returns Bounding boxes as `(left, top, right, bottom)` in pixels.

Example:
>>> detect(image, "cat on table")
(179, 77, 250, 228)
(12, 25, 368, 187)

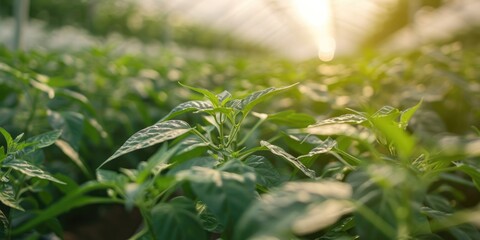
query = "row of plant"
(1, 40, 479, 239)
(0, 0, 265, 52)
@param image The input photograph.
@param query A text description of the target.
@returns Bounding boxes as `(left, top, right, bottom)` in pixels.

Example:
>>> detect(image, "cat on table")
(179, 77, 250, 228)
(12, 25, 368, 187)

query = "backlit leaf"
(237, 83, 298, 113)
(309, 114, 367, 127)
(299, 137, 337, 159)
(179, 82, 220, 107)
(372, 105, 398, 118)
(159, 100, 213, 122)
(261, 141, 316, 179)
(234, 181, 352, 240)
(3, 159, 65, 184)
(217, 90, 232, 105)
(400, 99, 422, 129)
(101, 120, 191, 167)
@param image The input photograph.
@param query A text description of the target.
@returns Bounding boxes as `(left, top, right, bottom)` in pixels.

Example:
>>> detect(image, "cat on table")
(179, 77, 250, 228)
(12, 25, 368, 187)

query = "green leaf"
(347, 164, 425, 239)
(400, 99, 422, 129)
(260, 141, 316, 179)
(237, 83, 298, 114)
(55, 139, 91, 178)
(424, 207, 480, 240)
(244, 155, 282, 188)
(217, 90, 232, 105)
(198, 203, 224, 233)
(175, 136, 209, 156)
(26, 130, 62, 149)
(151, 197, 207, 240)
(168, 156, 218, 176)
(309, 114, 367, 127)
(455, 164, 480, 191)
(137, 144, 180, 183)
(179, 82, 220, 107)
(96, 169, 128, 191)
(176, 160, 256, 228)
(299, 137, 337, 159)
(48, 111, 84, 150)
(159, 100, 213, 122)
(100, 120, 191, 168)
(370, 117, 415, 161)
(372, 106, 399, 118)
(55, 88, 96, 115)
(234, 181, 352, 240)
(30, 79, 55, 99)
(266, 110, 316, 128)
(0, 127, 13, 152)
(0, 183, 24, 211)
(3, 159, 65, 184)
(11, 181, 119, 236)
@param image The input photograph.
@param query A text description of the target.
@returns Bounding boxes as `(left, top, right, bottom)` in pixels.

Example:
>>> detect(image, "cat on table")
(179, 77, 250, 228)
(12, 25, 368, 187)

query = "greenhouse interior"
(1, 0, 480, 239)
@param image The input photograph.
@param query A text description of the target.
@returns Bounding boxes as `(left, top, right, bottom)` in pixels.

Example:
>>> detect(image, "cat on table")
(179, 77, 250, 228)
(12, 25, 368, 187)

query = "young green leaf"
(0, 183, 24, 211)
(100, 120, 191, 168)
(0, 127, 13, 152)
(159, 100, 213, 122)
(217, 90, 232, 105)
(26, 130, 62, 149)
(179, 82, 220, 107)
(261, 141, 316, 179)
(309, 114, 367, 127)
(2, 159, 65, 184)
(237, 83, 298, 114)
(400, 99, 423, 129)
(151, 197, 207, 240)
(372, 106, 398, 118)
(370, 117, 415, 161)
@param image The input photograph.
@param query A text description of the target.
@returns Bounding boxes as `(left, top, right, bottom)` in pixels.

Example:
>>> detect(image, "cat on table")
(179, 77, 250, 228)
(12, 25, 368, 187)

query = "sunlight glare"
(291, 0, 336, 61)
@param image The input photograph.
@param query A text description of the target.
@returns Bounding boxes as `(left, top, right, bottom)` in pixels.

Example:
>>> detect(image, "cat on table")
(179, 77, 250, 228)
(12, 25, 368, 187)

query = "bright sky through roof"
(290, 0, 336, 61)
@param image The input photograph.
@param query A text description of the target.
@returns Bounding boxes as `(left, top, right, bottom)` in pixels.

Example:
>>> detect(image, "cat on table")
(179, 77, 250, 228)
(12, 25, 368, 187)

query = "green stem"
(215, 113, 226, 146)
(226, 114, 246, 148)
(23, 90, 39, 136)
(192, 128, 219, 151)
(334, 148, 362, 166)
(238, 117, 266, 146)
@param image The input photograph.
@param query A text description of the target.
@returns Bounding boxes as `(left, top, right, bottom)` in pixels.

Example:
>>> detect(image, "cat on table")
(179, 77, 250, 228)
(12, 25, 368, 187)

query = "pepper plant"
(10, 83, 480, 239)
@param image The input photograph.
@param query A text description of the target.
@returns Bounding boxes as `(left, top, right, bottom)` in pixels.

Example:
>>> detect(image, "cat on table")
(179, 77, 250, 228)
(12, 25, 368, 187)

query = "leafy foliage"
(1, 31, 480, 239)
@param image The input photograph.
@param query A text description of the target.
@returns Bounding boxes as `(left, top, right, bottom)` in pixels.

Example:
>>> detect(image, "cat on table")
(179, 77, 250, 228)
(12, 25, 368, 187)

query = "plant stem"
(192, 128, 219, 151)
(23, 90, 39, 136)
(238, 117, 266, 146)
